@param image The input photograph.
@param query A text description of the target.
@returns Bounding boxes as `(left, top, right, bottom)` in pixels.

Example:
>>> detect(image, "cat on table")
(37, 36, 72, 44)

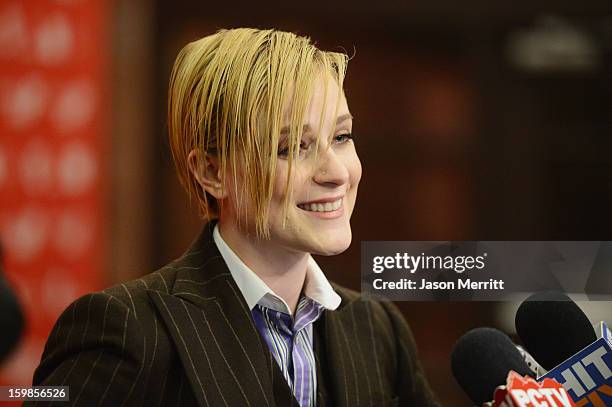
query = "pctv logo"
(540, 332, 612, 406)
(488, 372, 575, 407)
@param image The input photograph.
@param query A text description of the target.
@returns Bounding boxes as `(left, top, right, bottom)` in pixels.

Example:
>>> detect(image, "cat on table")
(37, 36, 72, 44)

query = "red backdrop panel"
(0, 0, 108, 397)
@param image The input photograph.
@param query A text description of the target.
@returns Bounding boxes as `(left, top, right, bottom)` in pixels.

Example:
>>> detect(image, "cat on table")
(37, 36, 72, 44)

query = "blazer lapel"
(318, 291, 390, 407)
(148, 223, 296, 407)
(313, 315, 330, 407)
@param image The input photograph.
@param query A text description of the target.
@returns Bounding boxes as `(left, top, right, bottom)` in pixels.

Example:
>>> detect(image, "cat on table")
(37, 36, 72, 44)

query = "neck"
(218, 219, 308, 314)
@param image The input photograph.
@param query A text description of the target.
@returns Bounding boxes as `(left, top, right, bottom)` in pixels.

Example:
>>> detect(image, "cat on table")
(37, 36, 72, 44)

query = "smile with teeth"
(298, 198, 342, 212)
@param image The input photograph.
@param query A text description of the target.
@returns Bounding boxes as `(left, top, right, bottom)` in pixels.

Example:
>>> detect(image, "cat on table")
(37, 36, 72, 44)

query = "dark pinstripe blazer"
(29, 222, 440, 407)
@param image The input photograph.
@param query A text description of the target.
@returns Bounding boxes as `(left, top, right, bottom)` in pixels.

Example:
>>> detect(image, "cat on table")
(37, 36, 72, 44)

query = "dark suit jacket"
(29, 222, 440, 407)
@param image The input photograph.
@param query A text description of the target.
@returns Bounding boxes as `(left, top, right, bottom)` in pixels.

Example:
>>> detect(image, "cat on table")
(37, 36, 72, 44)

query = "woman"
(30, 28, 439, 407)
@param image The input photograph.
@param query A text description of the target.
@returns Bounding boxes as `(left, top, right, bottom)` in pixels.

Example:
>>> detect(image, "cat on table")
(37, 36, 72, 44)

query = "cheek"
(272, 162, 288, 198)
(348, 150, 362, 187)
(271, 162, 307, 208)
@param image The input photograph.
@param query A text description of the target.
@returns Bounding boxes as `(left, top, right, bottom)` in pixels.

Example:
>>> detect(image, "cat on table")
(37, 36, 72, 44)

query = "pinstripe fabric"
(252, 295, 325, 407)
(28, 221, 440, 407)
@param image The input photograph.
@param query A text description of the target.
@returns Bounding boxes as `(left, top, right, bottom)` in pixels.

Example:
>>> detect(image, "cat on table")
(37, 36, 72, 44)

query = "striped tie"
(252, 296, 325, 407)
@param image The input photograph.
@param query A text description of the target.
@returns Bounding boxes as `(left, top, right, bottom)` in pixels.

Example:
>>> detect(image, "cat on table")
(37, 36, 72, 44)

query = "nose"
(312, 146, 350, 187)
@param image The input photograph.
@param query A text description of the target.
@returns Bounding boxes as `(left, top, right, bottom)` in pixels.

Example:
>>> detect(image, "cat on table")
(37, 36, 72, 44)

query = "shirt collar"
(213, 224, 341, 315)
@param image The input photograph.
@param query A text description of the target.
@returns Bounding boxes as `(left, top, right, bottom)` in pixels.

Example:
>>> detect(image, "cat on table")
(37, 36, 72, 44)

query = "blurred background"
(0, 0, 611, 405)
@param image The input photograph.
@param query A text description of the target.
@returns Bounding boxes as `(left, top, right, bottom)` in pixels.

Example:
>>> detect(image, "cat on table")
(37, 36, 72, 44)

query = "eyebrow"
(279, 113, 353, 135)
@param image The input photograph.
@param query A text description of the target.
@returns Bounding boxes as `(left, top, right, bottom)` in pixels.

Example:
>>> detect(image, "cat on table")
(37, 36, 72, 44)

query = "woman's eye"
(334, 133, 353, 144)
(277, 147, 289, 157)
(277, 142, 308, 158)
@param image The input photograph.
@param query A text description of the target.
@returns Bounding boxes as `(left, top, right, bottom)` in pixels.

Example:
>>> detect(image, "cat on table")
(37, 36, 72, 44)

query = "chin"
(311, 230, 352, 256)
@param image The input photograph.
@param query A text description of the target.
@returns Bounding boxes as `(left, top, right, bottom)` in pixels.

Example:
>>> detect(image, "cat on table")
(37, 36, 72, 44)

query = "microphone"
(515, 292, 612, 404)
(0, 266, 24, 363)
(515, 291, 597, 370)
(451, 327, 534, 405)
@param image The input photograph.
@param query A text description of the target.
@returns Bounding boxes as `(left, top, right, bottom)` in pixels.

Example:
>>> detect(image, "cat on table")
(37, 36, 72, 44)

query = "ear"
(187, 149, 227, 199)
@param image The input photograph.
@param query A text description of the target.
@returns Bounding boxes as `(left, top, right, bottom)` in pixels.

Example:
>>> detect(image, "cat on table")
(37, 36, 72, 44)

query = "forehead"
(281, 72, 350, 127)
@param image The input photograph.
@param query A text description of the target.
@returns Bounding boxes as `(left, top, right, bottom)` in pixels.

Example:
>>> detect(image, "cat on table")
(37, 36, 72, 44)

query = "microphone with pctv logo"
(452, 327, 576, 407)
(451, 327, 534, 405)
(516, 291, 612, 405)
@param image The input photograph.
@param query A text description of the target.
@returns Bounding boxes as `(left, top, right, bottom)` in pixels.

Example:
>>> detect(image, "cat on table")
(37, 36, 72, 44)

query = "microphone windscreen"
(515, 291, 596, 370)
(451, 327, 532, 405)
(0, 274, 24, 363)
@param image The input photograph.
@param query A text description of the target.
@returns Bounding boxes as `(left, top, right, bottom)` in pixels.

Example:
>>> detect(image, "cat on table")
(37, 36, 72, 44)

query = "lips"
(297, 198, 343, 212)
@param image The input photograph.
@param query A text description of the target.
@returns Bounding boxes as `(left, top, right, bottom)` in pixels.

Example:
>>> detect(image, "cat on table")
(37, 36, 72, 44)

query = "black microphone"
(515, 291, 597, 370)
(451, 327, 533, 405)
(0, 251, 24, 364)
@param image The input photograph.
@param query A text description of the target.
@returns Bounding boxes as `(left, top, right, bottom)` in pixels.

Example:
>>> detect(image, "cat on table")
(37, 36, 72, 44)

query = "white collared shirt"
(212, 224, 341, 315)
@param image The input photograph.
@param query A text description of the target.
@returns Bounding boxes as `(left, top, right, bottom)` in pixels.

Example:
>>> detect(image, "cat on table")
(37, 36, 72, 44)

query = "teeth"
(298, 198, 342, 212)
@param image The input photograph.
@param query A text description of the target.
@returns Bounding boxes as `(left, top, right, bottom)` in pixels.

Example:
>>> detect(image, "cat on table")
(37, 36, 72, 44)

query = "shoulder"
(329, 282, 441, 406)
(329, 281, 425, 366)
(40, 266, 179, 348)
(33, 267, 180, 387)
(328, 280, 414, 366)
(40, 265, 182, 361)
(98, 267, 176, 318)
(330, 281, 406, 332)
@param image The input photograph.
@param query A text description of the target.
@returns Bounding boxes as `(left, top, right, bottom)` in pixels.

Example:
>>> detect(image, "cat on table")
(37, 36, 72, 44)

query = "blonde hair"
(167, 28, 349, 238)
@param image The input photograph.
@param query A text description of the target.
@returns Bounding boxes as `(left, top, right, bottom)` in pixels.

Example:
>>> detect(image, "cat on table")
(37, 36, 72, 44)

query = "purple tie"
(251, 296, 325, 407)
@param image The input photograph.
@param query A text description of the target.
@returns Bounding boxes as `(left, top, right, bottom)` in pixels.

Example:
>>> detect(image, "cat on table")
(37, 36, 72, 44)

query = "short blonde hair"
(167, 28, 348, 238)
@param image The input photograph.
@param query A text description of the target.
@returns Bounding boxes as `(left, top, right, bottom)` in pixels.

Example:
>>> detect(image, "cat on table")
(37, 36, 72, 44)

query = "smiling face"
(217, 72, 362, 256)
(262, 73, 362, 256)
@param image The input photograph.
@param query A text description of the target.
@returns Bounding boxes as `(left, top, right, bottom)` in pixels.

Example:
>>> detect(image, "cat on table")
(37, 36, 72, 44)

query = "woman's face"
(263, 74, 362, 256)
